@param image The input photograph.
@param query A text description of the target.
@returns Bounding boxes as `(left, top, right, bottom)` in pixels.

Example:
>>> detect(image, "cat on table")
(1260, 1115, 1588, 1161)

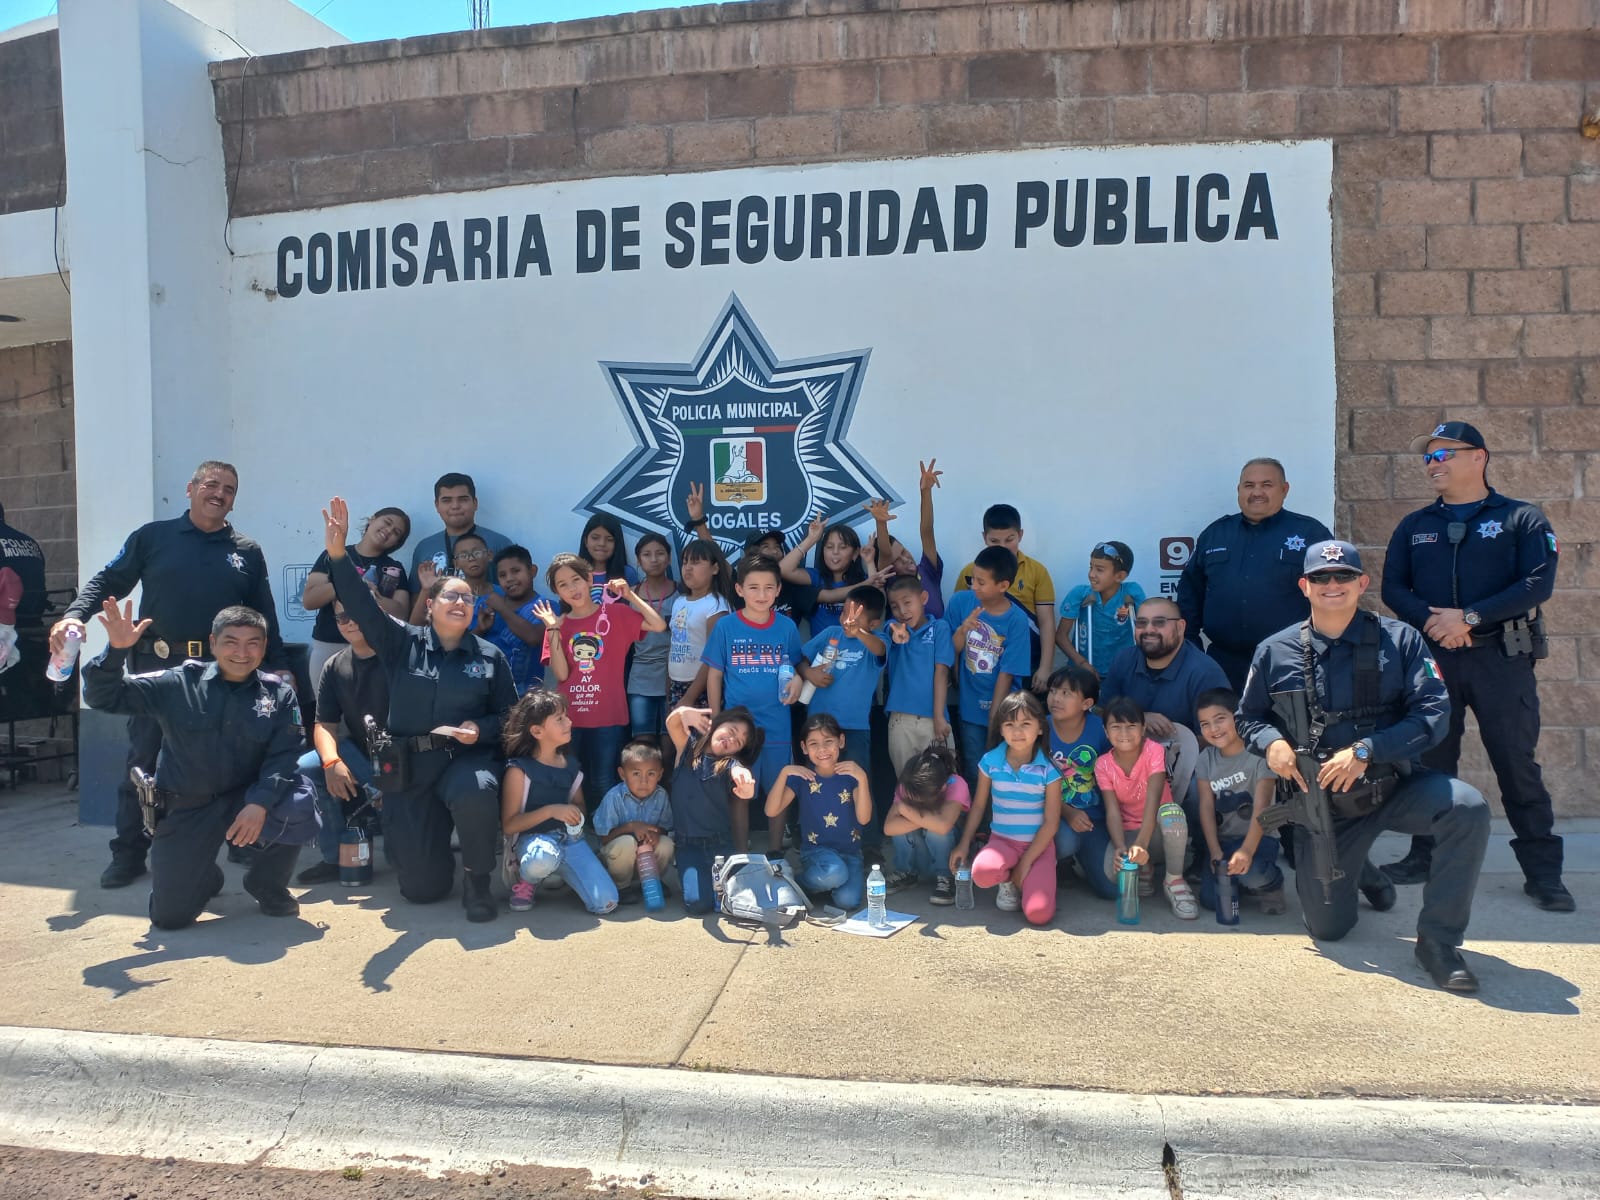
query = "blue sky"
(1, 0, 693, 43)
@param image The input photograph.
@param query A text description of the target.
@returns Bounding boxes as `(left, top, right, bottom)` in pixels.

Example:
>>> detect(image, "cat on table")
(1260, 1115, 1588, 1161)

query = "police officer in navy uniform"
(1238, 541, 1490, 992)
(323, 496, 514, 922)
(1379, 422, 1574, 913)
(81, 600, 306, 929)
(1178, 458, 1333, 691)
(53, 461, 286, 890)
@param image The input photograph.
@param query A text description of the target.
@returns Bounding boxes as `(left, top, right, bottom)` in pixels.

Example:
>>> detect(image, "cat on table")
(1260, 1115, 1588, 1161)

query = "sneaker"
(508, 880, 535, 912)
(884, 868, 918, 895)
(995, 881, 1021, 911)
(296, 861, 340, 886)
(930, 875, 956, 906)
(1164, 876, 1199, 920)
(462, 870, 497, 922)
(617, 883, 643, 906)
(1256, 886, 1288, 915)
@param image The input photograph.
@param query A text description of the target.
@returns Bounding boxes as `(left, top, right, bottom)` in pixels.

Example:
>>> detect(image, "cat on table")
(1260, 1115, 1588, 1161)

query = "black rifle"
(1257, 689, 1344, 904)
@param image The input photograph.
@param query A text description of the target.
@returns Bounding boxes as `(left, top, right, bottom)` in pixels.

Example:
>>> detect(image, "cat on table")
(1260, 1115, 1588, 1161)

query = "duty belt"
(398, 733, 457, 752)
(138, 634, 208, 662)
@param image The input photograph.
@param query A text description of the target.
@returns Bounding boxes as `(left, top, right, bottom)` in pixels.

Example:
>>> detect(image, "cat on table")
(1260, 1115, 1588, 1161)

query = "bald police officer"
(1178, 458, 1333, 692)
(1380, 422, 1573, 913)
(53, 460, 286, 889)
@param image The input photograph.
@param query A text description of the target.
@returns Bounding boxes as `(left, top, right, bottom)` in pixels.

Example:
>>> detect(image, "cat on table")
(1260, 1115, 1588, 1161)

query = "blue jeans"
(628, 693, 666, 739)
(1055, 808, 1119, 900)
(297, 741, 379, 866)
(676, 834, 731, 915)
(570, 724, 627, 812)
(958, 720, 989, 790)
(516, 831, 619, 914)
(799, 846, 866, 909)
(891, 826, 958, 882)
(1198, 837, 1284, 910)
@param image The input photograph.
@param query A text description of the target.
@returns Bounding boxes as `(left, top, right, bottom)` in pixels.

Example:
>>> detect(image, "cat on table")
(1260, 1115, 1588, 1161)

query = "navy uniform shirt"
(330, 553, 515, 743)
(1236, 610, 1448, 767)
(65, 514, 286, 666)
(0, 518, 47, 627)
(82, 646, 304, 808)
(1102, 640, 1230, 736)
(1177, 508, 1333, 655)
(1382, 490, 1557, 639)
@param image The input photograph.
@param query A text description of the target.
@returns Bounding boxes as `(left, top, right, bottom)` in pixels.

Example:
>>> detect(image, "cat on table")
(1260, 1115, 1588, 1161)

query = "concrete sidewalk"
(1, 783, 1595, 1102)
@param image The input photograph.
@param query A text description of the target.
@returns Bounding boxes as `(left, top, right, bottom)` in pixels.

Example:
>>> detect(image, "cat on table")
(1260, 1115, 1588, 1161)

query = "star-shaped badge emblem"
(1477, 519, 1503, 539)
(252, 694, 276, 718)
(580, 295, 897, 556)
(1285, 535, 1306, 551)
(227, 552, 246, 572)
(1320, 544, 1345, 562)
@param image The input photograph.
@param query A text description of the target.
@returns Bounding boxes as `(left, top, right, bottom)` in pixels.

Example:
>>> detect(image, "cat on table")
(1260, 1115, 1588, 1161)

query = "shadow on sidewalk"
(83, 914, 327, 999)
(1312, 936, 1581, 1014)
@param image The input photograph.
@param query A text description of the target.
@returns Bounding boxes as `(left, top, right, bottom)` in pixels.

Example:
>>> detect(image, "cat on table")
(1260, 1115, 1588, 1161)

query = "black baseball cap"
(1408, 421, 1487, 454)
(1302, 540, 1364, 576)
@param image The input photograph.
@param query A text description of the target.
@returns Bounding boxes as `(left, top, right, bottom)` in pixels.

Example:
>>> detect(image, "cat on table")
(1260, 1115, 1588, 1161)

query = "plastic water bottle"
(954, 866, 976, 910)
(1215, 858, 1240, 927)
(338, 825, 372, 886)
(776, 663, 795, 702)
(797, 637, 839, 704)
(1117, 857, 1142, 925)
(45, 627, 83, 683)
(636, 844, 665, 912)
(866, 863, 888, 928)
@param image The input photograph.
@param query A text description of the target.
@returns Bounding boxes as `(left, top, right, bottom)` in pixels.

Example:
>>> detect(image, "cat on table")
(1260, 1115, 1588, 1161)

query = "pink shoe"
(509, 880, 535, 911)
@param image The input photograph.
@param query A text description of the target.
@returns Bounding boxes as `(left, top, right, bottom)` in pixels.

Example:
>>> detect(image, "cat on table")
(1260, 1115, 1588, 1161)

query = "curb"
(2, 1025, 1596, 1198)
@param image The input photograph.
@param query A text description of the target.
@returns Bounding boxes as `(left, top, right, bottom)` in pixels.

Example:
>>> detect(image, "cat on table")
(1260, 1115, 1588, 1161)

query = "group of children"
(466, 457, 1289, 928)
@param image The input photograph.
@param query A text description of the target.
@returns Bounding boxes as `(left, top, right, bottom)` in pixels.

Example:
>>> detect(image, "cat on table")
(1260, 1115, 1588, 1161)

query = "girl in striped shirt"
(950, 691, 1063, 925)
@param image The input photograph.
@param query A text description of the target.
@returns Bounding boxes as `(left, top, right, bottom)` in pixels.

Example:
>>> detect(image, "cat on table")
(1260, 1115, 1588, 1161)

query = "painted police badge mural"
(582, 295, 897, 556)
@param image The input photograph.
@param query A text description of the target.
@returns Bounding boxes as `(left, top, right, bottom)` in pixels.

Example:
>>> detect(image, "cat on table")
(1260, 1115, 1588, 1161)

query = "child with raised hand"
(665, 704, 763, 915)
(1045, 665, 1117, 900)
(412, 530, 494, 625)
(667, 538, 732, 709)
(1096, 697, 1197, 920)
(626, 533, 678, 740)
(882, 573, 955, 774)
(863, 457, 945, 618)
(534, 552, 668, 813)
(595, 738, 674, 900)
(1195, 688, 1286, 915)
(780, 514, 883, 634)
(950, 691, 1062, 925)
(578, 513, 639, 605)
(1056, 541, 1145, 676)
(884, 743, 970, 905)
(483, 545, 545, 695)
(943, 545, 1031, 790)
(500, 689, 618, 915)
(765, 713, 874, 910)
(798, 584, 887, 770)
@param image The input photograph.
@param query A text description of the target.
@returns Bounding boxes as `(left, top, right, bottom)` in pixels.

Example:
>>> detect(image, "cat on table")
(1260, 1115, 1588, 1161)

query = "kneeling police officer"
(82, 599, 308, 929)
(1237, 541, 1490, 993)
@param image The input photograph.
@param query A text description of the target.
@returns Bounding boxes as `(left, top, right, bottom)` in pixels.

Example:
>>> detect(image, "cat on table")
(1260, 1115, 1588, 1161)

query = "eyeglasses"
(1309, 570, 1362, 584)
(1133, 616, 1175, 629)
(454, 549, 489, 561)
(1421, 448, 1463, 464)
(437, 590, 474, 604)
(333, 612, 357, 626)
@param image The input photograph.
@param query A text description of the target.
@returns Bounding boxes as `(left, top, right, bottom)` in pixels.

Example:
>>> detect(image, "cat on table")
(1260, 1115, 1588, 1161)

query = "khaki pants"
(887, 712, 951, 776)
(599, 833, 676, 885)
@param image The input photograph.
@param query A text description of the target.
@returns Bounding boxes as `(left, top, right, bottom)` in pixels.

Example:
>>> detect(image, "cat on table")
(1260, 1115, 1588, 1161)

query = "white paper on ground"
(833, 910, 918, 938)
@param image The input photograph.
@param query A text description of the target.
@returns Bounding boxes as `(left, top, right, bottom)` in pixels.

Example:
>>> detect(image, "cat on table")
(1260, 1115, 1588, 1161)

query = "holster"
(367, 723, 411, 793)
(1325, 760, 1407, 820)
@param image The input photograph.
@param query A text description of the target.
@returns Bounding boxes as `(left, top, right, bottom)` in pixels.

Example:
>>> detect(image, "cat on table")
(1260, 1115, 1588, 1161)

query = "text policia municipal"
(273, 172, 1279, 298)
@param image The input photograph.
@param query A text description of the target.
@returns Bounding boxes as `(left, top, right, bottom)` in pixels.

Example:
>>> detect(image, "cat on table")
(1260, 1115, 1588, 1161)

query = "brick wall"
(0, 341, 76, 595)
(209, 0, 1600, 814)
(0, 30, 65, 216)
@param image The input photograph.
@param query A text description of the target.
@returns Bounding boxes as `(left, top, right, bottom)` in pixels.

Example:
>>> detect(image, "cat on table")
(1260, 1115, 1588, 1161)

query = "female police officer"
(322, 496, 515, 922)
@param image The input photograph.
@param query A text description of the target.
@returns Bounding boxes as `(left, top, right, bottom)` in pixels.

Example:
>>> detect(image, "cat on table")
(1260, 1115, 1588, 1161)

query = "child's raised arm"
(918, 458, 941, 568)
(606, 578, 669, 633)
(841, 761, 873, 827)
(764, 765, 806, 819)
(666, 705, 709, 756)
(532, 600, 569, 682)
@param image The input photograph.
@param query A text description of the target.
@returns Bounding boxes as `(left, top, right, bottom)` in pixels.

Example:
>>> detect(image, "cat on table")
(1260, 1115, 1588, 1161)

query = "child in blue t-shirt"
(1056, 540, 1145, 676)
(943, 545, 1031, 789)
(779, 513, 871, 634)
(702, 554, 803, 853)
(882, 574, 956, 776)
(799, 585, 887, 771)
(1045, 664, 1117, 901)
(765, 713, 874, 909)
(482, 545, 546, 695)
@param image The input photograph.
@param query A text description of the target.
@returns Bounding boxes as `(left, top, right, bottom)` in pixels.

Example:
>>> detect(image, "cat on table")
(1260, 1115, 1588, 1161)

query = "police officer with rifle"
(1237, 541, 1490, 993)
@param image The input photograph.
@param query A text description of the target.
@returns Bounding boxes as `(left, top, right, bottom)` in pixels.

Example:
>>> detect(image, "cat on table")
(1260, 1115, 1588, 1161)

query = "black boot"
(1524, 879, 1576, 913)
(462, 869, 497, 922)
(1359, 859, 1397, 912)
(100, 858, 147, 889)
(1414, 936, 1479, 993)
(1382, 838, 1433, 886)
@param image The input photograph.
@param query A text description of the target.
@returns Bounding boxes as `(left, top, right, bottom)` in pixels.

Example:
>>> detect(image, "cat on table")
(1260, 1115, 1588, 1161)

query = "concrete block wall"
(208, 0, 1600, 814)
(0, 31, 65, 216)
(0, 340, 76, 597)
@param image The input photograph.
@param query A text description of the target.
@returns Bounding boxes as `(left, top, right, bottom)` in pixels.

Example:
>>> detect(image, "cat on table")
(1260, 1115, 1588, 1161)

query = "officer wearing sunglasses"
(1377, 421, 1571, 914)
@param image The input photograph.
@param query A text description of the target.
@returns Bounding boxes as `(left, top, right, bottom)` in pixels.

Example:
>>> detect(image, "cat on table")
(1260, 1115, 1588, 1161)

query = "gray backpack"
(713, 853, 845, 928)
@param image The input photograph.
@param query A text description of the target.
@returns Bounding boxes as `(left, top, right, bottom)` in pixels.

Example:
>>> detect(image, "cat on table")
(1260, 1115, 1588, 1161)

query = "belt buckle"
(186, 640, 204, 659)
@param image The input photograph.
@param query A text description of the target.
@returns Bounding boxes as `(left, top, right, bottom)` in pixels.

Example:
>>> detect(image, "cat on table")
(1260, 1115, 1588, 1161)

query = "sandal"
(1164, 876, 1199, 920)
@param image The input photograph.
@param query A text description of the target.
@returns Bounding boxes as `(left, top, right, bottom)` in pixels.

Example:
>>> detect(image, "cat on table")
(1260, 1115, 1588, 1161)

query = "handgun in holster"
(130, 767, 162, 836)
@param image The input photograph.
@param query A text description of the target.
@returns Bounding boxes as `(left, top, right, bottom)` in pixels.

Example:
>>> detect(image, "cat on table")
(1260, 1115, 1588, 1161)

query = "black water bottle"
(1214, 858, 1240, 926)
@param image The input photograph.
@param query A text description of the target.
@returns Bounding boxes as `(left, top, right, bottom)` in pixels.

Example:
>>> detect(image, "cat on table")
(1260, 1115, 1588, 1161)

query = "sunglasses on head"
(1421, 448, 1465, 464)
(1310, 569, 1362, 584)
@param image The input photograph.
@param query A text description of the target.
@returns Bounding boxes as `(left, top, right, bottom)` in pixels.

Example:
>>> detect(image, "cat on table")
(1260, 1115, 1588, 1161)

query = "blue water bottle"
(1116, 857, 1141, 925)
(1215, 858, 1240, 926)
(636, 844, 666, 912)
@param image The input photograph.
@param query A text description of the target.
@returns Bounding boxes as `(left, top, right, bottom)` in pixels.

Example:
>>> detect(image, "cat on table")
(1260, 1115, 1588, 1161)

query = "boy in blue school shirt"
(943, 545, 1031, 789)
(883, 574, 955, 775)
(799, 584, 887, 772)
(482, 545, 547, 695)
(1056, 540, 1145, 676)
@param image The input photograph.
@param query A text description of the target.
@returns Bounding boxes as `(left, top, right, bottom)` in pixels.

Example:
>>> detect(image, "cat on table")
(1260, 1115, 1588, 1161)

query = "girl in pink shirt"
(1094, 697, 1197, 920)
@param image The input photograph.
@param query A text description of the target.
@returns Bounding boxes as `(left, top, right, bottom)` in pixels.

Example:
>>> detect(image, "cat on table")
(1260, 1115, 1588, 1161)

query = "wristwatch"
(1352, 740, 1371, 764)
(1464, 610, 1481, 627)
